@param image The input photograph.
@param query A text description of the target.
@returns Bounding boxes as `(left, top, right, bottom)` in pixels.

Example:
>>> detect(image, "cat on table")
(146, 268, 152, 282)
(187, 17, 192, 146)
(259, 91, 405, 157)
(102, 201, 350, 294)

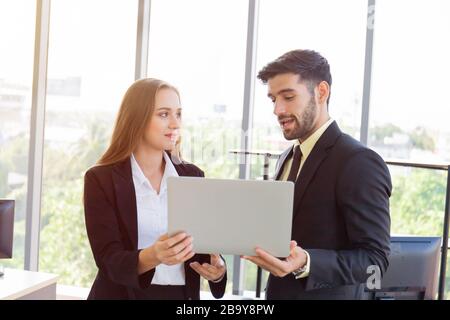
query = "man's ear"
(316, 81, 330, 105)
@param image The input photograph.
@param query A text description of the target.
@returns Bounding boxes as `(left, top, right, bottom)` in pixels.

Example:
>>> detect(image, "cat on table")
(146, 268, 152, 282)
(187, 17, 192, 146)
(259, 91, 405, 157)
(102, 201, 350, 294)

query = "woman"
(83, 78, 226, 299)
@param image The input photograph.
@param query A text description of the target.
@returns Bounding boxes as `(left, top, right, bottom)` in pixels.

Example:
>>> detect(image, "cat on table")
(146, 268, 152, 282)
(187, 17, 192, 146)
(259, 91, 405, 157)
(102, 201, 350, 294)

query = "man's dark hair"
(257, 49, 332, 105)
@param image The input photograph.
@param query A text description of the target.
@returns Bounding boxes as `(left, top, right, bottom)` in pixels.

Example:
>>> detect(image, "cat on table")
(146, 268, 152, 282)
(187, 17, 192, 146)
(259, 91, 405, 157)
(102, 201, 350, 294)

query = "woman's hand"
(153, 232, 195, 265)
(190, 254, 226, 282)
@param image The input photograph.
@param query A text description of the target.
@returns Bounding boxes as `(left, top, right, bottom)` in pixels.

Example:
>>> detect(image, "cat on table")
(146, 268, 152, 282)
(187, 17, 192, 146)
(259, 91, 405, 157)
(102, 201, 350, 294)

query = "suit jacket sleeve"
(208, 262, 227, 299)
(84, 169, 155, 290)
(304, 149, 392, 291)
(193, 254, 228, 298)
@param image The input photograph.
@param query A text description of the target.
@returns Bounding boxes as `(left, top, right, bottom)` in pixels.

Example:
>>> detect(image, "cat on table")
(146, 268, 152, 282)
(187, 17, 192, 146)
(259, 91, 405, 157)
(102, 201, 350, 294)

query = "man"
(243, 49, 392, 299)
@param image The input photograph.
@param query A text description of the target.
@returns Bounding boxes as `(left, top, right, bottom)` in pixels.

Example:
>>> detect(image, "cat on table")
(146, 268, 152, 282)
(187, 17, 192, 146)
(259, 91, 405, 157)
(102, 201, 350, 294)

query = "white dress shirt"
(131, 152, 185, 285)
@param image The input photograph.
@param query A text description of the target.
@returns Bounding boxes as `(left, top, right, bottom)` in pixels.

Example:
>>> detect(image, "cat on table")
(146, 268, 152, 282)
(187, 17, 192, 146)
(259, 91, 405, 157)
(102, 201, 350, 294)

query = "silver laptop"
(167, 177, 294, 257)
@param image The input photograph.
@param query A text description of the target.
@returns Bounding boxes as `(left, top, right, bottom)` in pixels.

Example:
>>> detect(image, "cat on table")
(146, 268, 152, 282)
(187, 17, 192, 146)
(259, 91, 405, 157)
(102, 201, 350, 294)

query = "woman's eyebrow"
(155, 107, 182, 111)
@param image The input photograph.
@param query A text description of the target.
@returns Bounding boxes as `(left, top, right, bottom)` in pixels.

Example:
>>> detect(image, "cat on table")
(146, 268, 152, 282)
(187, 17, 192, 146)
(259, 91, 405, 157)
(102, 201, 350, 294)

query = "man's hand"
(190, 254, 226, 282)
(242, 241, 307, 277)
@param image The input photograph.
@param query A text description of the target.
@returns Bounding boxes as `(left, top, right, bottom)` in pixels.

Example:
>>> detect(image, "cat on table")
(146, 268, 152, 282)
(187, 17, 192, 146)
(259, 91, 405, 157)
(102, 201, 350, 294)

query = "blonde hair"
(97, 78, 182, 166)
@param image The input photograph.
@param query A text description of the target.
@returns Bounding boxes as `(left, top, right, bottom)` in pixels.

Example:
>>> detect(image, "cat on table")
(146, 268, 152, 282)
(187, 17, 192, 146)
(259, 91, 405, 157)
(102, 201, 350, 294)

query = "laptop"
(167, 177, 294, 257)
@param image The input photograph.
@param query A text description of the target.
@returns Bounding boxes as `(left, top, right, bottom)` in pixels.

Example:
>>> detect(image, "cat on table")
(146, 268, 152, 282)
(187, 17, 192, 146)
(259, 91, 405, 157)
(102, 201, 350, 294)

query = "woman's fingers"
(156, 233, 194, 264)
(167, 236, 193, 256)
(164, 232, 188, 248)
(166, 242, 194, 265)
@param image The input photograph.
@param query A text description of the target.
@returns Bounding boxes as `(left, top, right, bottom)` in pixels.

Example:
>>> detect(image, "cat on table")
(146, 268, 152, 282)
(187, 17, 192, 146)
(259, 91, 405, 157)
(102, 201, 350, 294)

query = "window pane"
(389, 167, 445, 237)
(389, 166, 447, 300)
(369, 0, 450, 163)
(147, 0, 247, 180)
(369, 0, 450, 299)
(247, 0, 368, 296)
(147, 0, 248, 293)
(252, 0, 368, 178)
(39, 0, 138, 287)
(0, 0, 36, 270)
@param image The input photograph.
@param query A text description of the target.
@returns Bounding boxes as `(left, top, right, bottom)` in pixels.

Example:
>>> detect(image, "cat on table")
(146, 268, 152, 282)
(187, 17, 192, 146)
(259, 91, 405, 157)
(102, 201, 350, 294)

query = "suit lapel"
(274, 148, 293, 180)
(109, 153, 194, 251)
(292, 121, 342, 218)
(292, 147, 328, 218)
(112, 158, 138, 249)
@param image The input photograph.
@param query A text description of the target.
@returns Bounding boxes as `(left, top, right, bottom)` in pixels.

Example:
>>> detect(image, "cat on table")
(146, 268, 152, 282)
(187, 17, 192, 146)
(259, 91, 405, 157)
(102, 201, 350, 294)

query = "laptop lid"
(167, 177, 294, 257)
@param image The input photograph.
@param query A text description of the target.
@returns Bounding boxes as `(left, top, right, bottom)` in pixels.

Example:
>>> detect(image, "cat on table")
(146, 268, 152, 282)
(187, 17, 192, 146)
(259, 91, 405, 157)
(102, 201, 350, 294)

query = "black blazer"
(83, 154, 227, 300)
(266, 121, 392, 300)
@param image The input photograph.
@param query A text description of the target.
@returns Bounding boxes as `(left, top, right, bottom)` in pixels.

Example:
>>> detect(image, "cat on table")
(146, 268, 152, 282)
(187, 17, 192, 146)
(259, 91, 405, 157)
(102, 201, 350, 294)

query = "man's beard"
(280, 98, 317, 141)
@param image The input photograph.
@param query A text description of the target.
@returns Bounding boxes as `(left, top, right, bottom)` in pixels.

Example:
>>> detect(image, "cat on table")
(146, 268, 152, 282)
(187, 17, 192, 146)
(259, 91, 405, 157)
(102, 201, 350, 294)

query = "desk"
(0, 268, 58, 300)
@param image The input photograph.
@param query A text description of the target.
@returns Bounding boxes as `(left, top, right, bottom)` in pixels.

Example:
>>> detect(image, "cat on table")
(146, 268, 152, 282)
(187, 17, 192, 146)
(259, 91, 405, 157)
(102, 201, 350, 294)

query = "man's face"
(267, 73, 318, 141)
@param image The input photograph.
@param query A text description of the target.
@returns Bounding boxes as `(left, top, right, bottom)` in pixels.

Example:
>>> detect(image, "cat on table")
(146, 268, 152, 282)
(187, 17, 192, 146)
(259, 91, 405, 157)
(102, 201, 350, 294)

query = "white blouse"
(131, 152, 185, 285)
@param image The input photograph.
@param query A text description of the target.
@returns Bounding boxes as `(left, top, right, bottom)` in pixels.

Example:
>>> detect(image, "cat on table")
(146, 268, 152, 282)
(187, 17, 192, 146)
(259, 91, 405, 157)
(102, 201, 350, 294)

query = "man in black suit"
(243, 49, 391, 299)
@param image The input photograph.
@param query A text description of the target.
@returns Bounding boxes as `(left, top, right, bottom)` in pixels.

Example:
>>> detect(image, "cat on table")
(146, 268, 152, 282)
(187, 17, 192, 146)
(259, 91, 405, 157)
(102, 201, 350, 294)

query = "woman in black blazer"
(83, 78, 227, 299)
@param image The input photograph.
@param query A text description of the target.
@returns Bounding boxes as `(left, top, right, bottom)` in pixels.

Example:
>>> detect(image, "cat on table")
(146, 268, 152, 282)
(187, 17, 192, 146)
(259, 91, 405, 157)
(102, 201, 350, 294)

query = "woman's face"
(142, 87, 181, 151)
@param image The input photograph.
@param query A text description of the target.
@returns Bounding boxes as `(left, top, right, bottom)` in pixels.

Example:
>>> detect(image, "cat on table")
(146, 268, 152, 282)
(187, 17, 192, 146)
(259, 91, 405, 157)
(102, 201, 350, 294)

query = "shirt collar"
(130, 153, 148, 187)
(130, 152, 179, 192)
(294, 118, 334, 159)
(160, 152, 179, 192)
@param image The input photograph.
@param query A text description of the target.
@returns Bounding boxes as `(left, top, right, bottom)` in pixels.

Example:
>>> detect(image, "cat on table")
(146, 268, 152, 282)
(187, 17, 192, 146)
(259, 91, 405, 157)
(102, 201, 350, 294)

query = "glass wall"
(369, 0, 450, 163)
(147, 0, 248, 179)
(147, 0, 249, 292)
(369, 0, 450, 299)
(252, 0, 367, 162)
(246, 0, 368, 295)
(0, 0, 36, 270)
(0, 0, 448, 299)
(38, 0, 138, 287)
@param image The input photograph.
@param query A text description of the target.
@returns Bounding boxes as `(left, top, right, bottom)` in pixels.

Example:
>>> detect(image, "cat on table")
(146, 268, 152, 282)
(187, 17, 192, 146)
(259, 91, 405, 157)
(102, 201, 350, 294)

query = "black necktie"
(287, 145, 302, 183)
